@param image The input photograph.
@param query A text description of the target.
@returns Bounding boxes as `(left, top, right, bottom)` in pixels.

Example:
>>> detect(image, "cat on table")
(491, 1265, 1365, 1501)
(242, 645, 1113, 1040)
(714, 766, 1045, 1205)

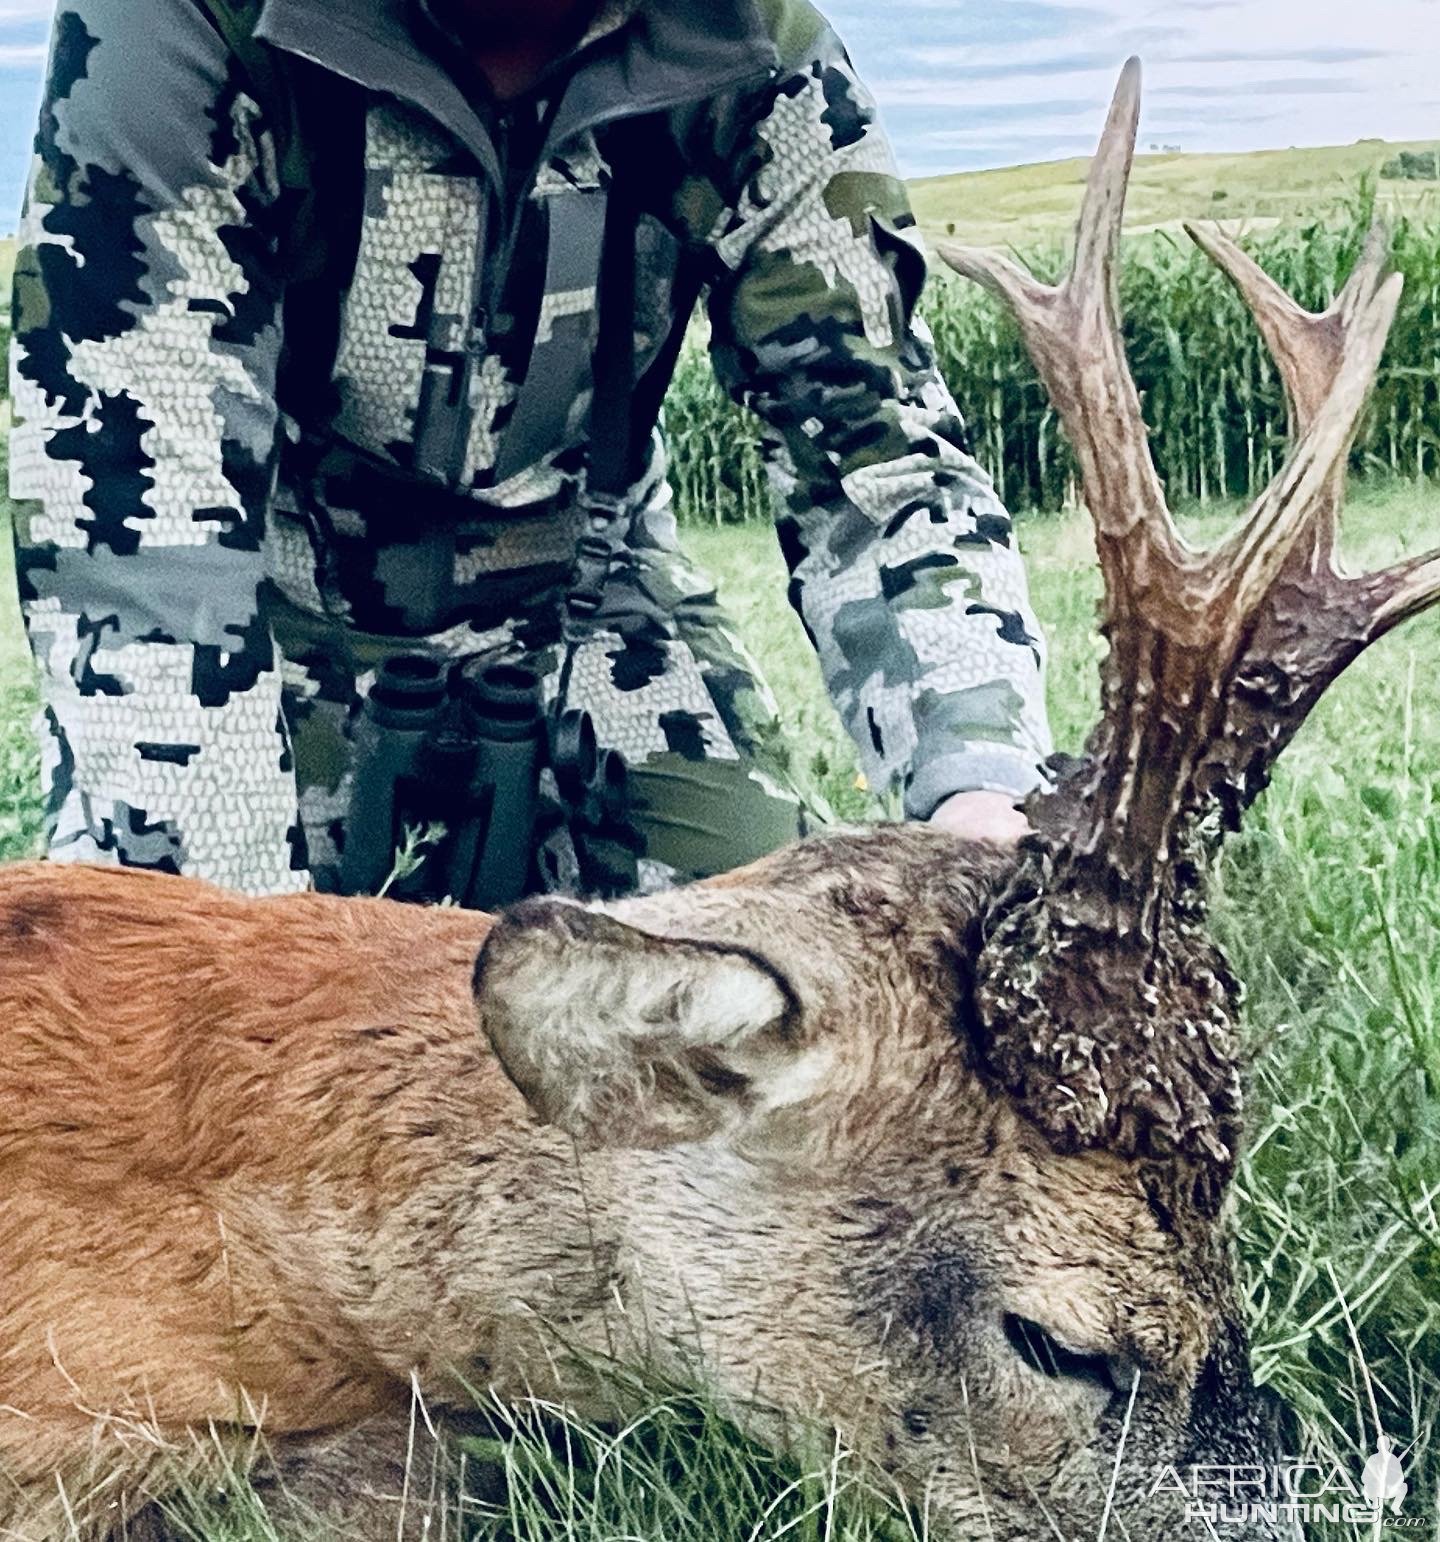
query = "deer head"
(940, 59, 1436, 1209)
(471, 62, 1437, 1542)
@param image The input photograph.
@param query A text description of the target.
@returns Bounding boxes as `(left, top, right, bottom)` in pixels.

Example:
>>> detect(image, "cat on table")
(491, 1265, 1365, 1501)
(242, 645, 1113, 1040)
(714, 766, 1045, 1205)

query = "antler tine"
(1212, 268, 1404, 611)
(1069, 55, 1142, 311)
(1184, 222, 1395, 572)
(1184, 220, 1393, 431)
(1337, 222, 1395, 330)
(1365, 546, 1440, 635)
(938, 59, 1181, 571)
(936, 245, 1053, 328)
(945, 59, 1142, 317)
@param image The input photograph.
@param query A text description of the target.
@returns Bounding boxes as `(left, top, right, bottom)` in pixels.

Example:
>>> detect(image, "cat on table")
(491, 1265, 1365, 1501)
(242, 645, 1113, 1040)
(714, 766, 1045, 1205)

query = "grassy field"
(0, 479, 1437, 1535)
(910, 138, 1440, 247)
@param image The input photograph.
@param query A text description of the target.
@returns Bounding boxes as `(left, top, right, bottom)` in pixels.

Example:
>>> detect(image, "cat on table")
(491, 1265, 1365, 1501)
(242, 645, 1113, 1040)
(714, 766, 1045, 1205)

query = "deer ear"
(473, 900, 820, 1149)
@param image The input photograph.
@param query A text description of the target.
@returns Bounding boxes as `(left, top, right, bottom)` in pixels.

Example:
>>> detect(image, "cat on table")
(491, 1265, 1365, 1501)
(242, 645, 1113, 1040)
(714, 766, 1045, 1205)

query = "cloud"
(1174, 47, 1393, 64)
(0, 2, 48, 62)
(833, 0, 1112, 54)
(834, 0, 1439, 175)
(888, 47, 1148, 79)
(869, 72, 1128, 107)
(1151, 77, 1368, 98)
(911, 129, 1105, 150)
(884, 96, 1101, 123)
(1145, 109, 1284, 128)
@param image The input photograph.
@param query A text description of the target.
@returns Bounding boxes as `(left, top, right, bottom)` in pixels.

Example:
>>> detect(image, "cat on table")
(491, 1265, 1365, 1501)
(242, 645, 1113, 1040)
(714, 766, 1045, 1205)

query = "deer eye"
(1004, 1314, 1117, 1394)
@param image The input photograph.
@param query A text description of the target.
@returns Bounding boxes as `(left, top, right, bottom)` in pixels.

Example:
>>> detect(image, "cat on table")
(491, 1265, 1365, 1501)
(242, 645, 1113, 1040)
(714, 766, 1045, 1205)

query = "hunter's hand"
(929, 789, 1031, 845)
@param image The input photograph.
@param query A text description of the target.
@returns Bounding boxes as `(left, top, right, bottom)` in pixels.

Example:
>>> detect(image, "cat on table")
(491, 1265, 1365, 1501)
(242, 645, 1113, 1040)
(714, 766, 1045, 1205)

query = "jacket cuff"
(903, 746, 1048, 821)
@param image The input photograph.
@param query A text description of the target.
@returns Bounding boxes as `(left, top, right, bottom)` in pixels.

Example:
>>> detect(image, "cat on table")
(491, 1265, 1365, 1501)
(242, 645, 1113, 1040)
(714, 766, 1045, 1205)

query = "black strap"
(273, 58, 366, 427)
(192, 3, 363, 426)
(635, 258, 706, 468)
(562, 188, 639, 637)
(490, 184, 610, 485)
(589, 191, 639, 501)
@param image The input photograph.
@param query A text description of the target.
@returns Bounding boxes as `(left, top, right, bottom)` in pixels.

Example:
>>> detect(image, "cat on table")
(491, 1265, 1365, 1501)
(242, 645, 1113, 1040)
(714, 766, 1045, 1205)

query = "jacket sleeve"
(7, 0, 306, 891)
(706, 27, 1054, 817)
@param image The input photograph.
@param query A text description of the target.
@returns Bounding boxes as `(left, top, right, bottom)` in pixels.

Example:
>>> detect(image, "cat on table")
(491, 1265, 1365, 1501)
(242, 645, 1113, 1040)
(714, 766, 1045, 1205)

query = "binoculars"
(338, 654, 637, 909)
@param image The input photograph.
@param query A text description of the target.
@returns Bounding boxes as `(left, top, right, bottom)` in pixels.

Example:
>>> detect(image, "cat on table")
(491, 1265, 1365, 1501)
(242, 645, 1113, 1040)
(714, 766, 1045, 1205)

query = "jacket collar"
(254, 0, 779, 180)
(412, 0, 641, 63)
(255, 0, 503, 177)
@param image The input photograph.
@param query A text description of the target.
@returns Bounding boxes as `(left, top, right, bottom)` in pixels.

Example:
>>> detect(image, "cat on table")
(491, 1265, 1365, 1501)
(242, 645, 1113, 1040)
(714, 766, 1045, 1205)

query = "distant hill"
(909, 139, 1440, 249)
(1, 138, 1437, 299)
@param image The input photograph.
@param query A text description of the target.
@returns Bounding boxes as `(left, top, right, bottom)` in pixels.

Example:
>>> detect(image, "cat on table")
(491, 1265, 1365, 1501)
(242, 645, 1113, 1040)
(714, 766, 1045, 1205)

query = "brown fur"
(0, 833, 1287, 1540)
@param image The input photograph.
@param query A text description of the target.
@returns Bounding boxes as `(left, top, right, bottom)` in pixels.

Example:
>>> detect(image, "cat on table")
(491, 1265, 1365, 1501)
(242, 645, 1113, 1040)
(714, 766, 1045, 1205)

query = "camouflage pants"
(269, 553, 815, 901)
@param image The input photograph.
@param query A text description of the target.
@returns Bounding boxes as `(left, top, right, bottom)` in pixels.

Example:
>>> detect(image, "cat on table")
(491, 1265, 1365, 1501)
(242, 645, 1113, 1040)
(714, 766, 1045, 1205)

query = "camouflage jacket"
(8, 0, 1052, 895)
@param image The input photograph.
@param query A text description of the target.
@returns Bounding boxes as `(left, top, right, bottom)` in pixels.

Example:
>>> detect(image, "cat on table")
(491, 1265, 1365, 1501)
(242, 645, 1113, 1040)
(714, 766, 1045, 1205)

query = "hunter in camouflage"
(8, 0, 1053, 898)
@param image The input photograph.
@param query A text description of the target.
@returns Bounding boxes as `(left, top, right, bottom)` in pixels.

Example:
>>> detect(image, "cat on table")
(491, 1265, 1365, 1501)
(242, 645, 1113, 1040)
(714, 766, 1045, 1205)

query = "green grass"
(1, 482, 1436, 1535)
(910, 138, 1440, 248)
(157, 1388, 922, 1542)
(0, 498, 41, 862)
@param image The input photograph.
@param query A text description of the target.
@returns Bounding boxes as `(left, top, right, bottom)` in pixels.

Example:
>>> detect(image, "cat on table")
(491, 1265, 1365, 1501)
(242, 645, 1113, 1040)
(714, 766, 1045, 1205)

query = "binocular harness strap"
(554, 180, 640, 708)
(491, 183, 612, 486)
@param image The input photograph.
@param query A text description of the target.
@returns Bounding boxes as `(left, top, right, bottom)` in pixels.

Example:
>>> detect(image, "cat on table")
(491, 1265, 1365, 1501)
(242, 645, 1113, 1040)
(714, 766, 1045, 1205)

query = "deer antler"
(939, 61, 1440, 1199)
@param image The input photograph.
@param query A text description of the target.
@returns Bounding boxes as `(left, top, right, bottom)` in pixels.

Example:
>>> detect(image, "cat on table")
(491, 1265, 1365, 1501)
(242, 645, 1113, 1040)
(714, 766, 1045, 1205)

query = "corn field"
(666, 189, 1440, 521)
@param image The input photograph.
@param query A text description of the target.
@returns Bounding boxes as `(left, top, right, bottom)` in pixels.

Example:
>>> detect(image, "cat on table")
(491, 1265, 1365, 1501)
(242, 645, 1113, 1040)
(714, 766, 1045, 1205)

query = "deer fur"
(0, 838, 1282, 1541)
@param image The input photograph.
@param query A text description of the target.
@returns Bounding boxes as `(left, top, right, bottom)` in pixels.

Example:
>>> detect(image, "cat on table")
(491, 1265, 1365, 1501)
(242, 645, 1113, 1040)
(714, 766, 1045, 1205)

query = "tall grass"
(667, 187, 1440, 521)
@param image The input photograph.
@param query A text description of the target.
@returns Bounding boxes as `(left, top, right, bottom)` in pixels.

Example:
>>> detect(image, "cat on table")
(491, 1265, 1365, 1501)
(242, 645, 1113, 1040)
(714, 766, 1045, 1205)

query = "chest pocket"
(331, 104, 483, 468)
(330, 108, 686, 499)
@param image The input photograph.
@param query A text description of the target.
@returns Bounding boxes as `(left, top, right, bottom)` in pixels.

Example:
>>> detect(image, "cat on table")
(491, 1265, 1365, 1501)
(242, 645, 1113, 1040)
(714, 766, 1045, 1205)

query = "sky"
(0, 0, 1437, 219)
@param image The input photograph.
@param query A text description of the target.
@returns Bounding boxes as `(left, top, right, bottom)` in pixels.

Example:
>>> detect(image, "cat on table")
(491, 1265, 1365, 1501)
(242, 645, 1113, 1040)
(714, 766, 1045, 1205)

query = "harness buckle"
(578, 488, 629, 524)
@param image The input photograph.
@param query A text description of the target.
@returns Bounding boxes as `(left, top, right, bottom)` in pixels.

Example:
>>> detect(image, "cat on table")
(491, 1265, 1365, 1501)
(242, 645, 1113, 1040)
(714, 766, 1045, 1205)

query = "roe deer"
(3, 61, 1437, 1541)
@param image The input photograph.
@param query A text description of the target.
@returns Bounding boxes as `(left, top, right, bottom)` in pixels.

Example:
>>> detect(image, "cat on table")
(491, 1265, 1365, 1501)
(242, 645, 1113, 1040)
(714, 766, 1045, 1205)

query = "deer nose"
(1183, 1323, 1297, 1468)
